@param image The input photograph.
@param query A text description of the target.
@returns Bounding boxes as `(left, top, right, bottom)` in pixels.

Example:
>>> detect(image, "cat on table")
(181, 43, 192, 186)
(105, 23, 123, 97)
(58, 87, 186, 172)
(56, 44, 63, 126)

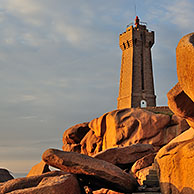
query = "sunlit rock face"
(177, 33, 194, 102)
(156, 138, 194, 194)
(62, 108, 189, 155)
(27, 160, 50, 177)
(156, 32, 194, 194)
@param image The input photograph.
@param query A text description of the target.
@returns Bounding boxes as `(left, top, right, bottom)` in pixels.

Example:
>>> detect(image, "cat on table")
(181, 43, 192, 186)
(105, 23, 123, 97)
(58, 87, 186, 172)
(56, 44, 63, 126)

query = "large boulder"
(27, 160, 50, 177)
(0, 169, 14, 183)
(42, 148, 138, 193)
(89, 108, 171, 151)
(155, 138, 194, 194)
(93, 144, 154, 168)
(63, 108, 189, 155)
(177, 32, 194, 101)
(176, 32, 194, 129)
(0, 171, 81, 194)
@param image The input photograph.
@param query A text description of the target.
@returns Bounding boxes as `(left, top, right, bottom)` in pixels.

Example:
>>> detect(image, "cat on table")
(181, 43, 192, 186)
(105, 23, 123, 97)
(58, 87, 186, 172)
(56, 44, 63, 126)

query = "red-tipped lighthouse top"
(135, 16, 140, 28)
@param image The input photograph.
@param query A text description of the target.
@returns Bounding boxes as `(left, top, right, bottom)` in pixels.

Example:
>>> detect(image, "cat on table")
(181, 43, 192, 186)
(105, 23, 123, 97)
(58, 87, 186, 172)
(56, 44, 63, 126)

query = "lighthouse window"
(127, 41, 130, 47)
(140, 33, 143, 40)
(134, 38, 137, 45)
(149, 41, 152, 48)
(141, 53, 144, 90)
(123, 43, 126, 49)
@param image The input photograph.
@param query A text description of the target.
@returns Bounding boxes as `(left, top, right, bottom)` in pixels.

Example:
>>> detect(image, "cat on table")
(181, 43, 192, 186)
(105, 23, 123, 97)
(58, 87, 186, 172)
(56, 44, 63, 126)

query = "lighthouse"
(117, 16, 156, 108)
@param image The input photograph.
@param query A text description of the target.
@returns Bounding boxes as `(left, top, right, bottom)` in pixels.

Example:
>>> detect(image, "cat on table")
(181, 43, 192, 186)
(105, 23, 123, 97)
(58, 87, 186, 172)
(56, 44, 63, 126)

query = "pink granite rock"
(131, 153, 156, 174)
(42, 148, 138, 193)
(63, 108, 189, 155)
(0, 171, 81, 194)
(27, 160, 50, 177)
(93, 144, 154, 167)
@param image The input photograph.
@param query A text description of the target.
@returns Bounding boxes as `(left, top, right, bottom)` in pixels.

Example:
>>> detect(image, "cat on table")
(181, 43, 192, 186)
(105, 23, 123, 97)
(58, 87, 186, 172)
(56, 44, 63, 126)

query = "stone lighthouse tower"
(117, 16, 156, 109)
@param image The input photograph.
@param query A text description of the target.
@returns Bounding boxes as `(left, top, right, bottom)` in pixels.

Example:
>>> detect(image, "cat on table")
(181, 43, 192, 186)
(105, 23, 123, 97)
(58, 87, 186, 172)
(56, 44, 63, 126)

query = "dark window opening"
(123, 43, 126, 49)
(140, 33, 143, 40)
(127, 41, 130, 47)
(134, 38, 137, 45)
(149, 41, 152, 48)
(141, 53, 144, 90)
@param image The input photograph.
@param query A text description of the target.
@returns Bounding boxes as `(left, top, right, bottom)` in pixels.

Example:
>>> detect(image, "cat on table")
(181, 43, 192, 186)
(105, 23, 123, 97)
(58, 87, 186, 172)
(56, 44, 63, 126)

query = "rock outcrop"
(0, 169, 14, 183)
(0, 171, 81, 194)
(63, 108, 189, 155)
(156, 32, 194, 194)
(42, 148, 138, 193)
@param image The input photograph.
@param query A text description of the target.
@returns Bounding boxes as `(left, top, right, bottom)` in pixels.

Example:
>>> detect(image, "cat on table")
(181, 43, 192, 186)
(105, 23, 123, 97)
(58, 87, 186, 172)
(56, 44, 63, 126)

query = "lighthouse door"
(140, 100, 147, 108)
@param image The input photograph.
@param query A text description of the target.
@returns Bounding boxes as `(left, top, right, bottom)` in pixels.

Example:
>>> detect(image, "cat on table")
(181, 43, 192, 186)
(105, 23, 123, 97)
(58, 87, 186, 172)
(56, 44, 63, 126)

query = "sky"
(0, 0, 194, 176)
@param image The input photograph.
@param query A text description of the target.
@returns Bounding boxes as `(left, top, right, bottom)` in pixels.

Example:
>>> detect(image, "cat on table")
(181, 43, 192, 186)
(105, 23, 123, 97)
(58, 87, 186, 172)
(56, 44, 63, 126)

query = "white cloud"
(19, 115, 38, 120)
(55, 23, 84, 45)
(9, 95, 38, 104)
(5, 0, 42, 15)
(164, 0, 194, 30)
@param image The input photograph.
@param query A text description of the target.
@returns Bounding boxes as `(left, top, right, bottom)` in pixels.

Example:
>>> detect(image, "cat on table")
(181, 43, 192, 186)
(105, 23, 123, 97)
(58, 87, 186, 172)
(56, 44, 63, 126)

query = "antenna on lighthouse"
(134, 0, 137, 17)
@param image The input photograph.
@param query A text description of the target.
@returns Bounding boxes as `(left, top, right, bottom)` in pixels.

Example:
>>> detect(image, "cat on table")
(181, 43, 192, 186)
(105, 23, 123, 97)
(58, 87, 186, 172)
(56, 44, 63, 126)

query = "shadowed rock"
(0, 171, 81, 194)
(167, 83, 194, 124)
(42, 148, 138, 193)
(63, 122, 90, 145)
(0, 169, 14, 183)
(93, 144, 154, 168)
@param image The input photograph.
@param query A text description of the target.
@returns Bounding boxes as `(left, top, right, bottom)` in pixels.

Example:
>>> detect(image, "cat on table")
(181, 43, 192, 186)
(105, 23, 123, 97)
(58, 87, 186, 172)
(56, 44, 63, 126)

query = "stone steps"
(136, 163, 161, 193)
(143, 180, 159, 187)
(146, 174, 158, 180)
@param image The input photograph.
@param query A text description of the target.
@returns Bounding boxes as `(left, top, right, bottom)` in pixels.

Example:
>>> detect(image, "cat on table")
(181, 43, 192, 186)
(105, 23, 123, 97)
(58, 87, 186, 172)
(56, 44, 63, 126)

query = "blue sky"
(0, 0, 194, 175)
